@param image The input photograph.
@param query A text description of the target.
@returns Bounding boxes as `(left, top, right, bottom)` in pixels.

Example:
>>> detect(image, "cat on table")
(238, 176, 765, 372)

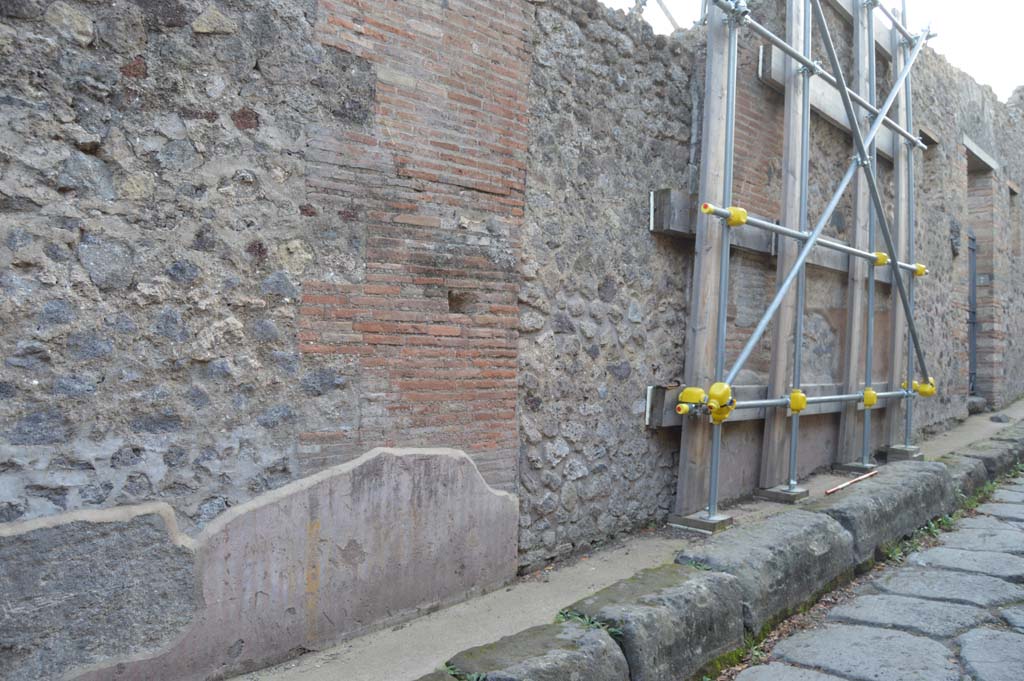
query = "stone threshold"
(420, 423, 1024, 681)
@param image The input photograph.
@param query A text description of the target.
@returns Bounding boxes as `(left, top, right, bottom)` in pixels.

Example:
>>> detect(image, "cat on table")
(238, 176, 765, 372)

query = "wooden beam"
(837, 0, 871, 464)
(760, 45, 896, 161)
(885, 12, 910, 447)
(963, 134, 999, 172)
(760, 0, 809, 490)
(672, 3, 731, 519)
(822, 0, 894, 59)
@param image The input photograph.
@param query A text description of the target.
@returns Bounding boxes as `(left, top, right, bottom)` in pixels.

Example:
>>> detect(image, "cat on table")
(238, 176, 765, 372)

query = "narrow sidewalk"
(238, 401, 1024, 681)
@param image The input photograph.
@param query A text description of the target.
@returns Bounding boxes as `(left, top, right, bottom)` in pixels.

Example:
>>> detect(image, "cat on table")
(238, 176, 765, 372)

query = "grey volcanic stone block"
(773, 624, 960, 681)
(958, 440, 1022, 477)
(72, 449, 517, 681)
(736, 664, 846, 680)
(0, 505, 197, 681)
(957, 628, 1024, 681)
(808, 461, 956, 563)
(827, 594, 992, 638)
(676, 510, 854, 633)
(937, 454, 989, 497)
(959, 514, 1024, 532)
(940, 528, 1024, 555)
(993, 488, 1024, 503)
(978, 503, 1024, 522)
(873, 567, 1024, 606)
(908, 547, 1024, 582)
(448, 622, 629, 681)
(570, 564, 744, 681)
(1002, 605, 1024, 632)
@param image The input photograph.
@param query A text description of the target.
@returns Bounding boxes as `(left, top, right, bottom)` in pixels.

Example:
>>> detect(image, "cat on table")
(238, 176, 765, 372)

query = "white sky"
(600, 1, 1022, 101)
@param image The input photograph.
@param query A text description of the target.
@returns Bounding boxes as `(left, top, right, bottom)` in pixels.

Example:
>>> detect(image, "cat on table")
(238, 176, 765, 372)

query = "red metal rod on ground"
(825, 470, 879, 495)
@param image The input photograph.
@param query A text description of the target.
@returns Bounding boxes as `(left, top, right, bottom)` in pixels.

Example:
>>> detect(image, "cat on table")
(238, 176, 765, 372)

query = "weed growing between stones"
(554, 609, 624, 639)
(443, 662, 487, 681)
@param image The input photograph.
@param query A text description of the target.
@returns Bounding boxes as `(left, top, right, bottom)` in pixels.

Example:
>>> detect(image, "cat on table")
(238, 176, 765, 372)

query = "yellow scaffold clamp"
(707, 382, 736, 425)
(700, 202, 748, 227)
(913, 377, 937, 398)
(676, 386, 708, 416)
(789, 389, 808, 414)
(862, 387, 878, 408)
(913, 263, 929, 277)
(874, 252, 890, 267)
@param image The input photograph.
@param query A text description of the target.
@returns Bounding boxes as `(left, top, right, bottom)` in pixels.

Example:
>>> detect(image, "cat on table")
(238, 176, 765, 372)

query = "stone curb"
(446, 622, 630, 681)
(416, 431, 1024, 681)
(569, 564, 744, 681)
(806, 461, 957, 564)
(675, 510, 855, 634)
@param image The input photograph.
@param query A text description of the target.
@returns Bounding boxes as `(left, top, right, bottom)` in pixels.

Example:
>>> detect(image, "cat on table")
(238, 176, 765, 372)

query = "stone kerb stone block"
(569, 564, 744, 681)
(808, 461, 956, 563)
(675, 510, 856, 634)
(446, 621, 630, 681)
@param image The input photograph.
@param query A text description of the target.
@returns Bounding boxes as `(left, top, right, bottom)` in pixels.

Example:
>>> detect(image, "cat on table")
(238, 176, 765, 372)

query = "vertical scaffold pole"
(787, 0, 812, 491)
(707, 3, 742, 520)
(903, 0, 918, 447)
(861, 0, 879, 466)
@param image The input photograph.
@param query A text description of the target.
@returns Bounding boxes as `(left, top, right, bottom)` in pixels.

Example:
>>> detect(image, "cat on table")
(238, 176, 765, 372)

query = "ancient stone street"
(738, 479, 1024, 681)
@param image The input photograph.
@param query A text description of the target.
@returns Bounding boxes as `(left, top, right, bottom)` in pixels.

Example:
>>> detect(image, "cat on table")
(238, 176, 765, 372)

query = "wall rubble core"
(3, 0, 1024, 678)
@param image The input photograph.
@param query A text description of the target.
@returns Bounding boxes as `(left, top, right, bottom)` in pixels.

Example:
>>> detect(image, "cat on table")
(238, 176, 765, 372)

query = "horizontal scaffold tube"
(732, 390, 910, 412)
(711, 0, 926, 151)
(701, 203, 923, 274)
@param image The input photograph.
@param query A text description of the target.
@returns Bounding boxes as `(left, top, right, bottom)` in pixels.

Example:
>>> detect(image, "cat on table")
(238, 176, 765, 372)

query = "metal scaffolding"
(673, 0, 935, 528)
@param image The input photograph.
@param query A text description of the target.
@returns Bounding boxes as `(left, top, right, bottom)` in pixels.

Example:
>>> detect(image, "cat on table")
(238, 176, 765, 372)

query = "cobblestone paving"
(737, 479, 1024, 681)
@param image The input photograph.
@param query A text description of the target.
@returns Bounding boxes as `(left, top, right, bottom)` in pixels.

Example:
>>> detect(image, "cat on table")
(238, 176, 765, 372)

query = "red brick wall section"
(301, 0, 534, 490)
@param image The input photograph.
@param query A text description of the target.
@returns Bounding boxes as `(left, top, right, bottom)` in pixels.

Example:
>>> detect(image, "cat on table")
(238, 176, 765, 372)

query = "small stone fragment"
(191, 6, 237, 34)
(45, 1, 94, 46)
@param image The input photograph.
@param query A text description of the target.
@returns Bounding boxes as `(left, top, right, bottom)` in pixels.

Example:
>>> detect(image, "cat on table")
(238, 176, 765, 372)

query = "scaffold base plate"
(758, 485, 810, 504)
(668, 511, 734, 534)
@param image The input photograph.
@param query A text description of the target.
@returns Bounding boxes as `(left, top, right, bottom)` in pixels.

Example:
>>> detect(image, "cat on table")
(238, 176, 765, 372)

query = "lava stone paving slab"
(826, 594, 993, 638)
(958, 515, 1024, 532)
(772, 624, 960, 681)
(991, 489, 1024, 504)
(907, 547, 1024, 582)
(957, 628, 1024, 681)
(1000, 605, 1024, 632)
(735, 663, 846, 680)
(977, 503, 1024, 522)
(871, 567, 1024, 606)
(939, 528, 1024, 555)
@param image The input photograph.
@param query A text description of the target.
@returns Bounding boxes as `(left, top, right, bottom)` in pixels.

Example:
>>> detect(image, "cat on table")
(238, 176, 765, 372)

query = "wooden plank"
(837, 0, 872, 464)
(673, 3, 731, 518)
(760, 0, 809, 490)
(760, 45, 896, 161)
(963, 134, 999, 171)
(822, 0, 894, 59)
(885, 13, 910, 447)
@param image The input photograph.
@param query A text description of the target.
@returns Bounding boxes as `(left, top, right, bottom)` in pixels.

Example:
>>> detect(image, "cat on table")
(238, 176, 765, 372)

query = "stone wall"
(0, 0, 530, 532)
(4, 0, 1024, 588)
(517, 0, 699, 569)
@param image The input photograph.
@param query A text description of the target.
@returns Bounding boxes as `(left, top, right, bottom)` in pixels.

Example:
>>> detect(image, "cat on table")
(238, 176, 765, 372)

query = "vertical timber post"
(836, 0, 872, 466)
(885, 10, 910, 448)
(760, 0, 810, 491)
(671, 2, 731, 521)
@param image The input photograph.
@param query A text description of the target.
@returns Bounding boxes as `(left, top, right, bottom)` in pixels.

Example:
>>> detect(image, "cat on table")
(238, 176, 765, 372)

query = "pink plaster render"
(70, 448, 518, 681)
